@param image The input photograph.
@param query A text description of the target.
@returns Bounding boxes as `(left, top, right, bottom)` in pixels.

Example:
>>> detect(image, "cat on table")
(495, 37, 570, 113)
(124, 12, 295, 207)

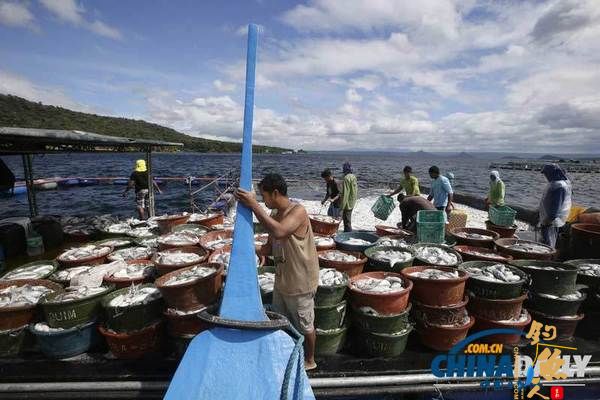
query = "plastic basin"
(0, 325, 27, 358)
(467, 292, 527, 321)
(411, 243, 462, 267)
(495, 238, 556, 261)
(309, 215, 341, 236)
(315, 271, 349, 307)
(152, 246, 209, 276)
(353, 325, 412, 358)
(103, 259, 156, 289)
(348, 271, 413, 314)
(155, 263, 224, 312)
(401, 266, 468, 306)
(565, 259, 600, 290)
(41, 285, 115, 329)
(1, 260, 58, 281)
(459, 261, 528, 300)
(412, 297, 469, 327)
(99, 320, 163, 359)
(164, 307, 211, 337)
(454, 245, 512, 263)
(0, 279, 64, 331)
(509, 260, 577, 296)
(350, 303, 411, 334)
(155, 214, 190, 234)
(318, 250, 367, 278)
(314, 300, 347, 330)
(485, 221, 518, 239)
(101, 284, 164, 332)
(364, 246, 415, 272)
(449, 228, 499, 248)
(315, 326, 347, 356)
(417, 316, 475, 351)
(334, 232, 379, 253)
(57, 246, 113, 268)
(529, 291, 586, 317)
(527, 310, 583, 341)
(30, 319, 99, 359)
(471, 311, 531, 345)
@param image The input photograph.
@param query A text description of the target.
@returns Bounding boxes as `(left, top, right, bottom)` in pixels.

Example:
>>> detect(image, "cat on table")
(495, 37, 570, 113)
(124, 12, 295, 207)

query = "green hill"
(0, 94, 288, 153)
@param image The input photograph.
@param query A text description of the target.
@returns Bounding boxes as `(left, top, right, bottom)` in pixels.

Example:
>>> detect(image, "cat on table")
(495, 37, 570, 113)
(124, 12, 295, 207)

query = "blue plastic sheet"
(164, 24, 314, 400)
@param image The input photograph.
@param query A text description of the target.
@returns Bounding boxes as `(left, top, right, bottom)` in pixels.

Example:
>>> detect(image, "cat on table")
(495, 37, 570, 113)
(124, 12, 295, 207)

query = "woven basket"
(448, 210, 468, 231)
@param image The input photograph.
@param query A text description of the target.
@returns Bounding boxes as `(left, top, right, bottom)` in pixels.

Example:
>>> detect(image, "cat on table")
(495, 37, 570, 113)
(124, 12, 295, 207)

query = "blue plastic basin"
(334, 232, 379, 253)
(30, 319, 99, 359)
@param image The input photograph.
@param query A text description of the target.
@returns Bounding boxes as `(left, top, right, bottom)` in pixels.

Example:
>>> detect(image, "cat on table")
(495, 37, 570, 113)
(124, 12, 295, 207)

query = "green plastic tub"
(459, 261, 528, 300)
(101, 284, 164, 332)
(351, 303, 411, 334)
(0, 260, 58, 281)
(0, 325, 27, 358)
(489, 205, 517, 227)
(314, 300, 347, 330)
(354, 325, 413, 358)
(315, 326, 347, 356)
(94, 237, 136, 250)
(564, 259, 600, 290)
(41, 285, 115, 329)
(315, 271, 349, 307)
(417, 210, 446, 244)
(529, 291, 586, 317)
(509, 260, 578, 297)
(364, 246, 415, 272)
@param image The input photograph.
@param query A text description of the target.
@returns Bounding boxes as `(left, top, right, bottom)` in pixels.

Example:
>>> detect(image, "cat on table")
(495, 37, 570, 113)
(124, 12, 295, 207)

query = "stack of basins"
(565, 259, 600, 338)
(510, 260, 583, 341)
(402, 266, 471, 351)
(460, 261, 530, 345)
(348, 271, 413, 357)
(314, 268, 349, 356)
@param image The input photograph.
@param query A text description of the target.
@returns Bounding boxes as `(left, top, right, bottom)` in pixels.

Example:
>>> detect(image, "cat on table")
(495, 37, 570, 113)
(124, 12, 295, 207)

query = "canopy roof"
(0, 127, 183, 154)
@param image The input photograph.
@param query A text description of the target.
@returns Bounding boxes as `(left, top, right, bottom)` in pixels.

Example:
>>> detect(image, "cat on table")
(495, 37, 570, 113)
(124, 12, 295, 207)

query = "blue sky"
(1, 0, 600, 153)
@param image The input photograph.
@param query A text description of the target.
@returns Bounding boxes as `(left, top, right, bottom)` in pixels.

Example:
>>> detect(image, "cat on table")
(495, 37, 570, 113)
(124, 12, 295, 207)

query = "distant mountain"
(0, 94, 289, 153)
(409, 150, 436, 158)
(451, 151, 476, 159)
(501, 156, 523, 160)
(539, 155, 561, 160)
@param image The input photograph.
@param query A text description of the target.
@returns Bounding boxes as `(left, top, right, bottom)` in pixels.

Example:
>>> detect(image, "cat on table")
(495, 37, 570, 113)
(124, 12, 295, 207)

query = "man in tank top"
(235, 173, 319, 370)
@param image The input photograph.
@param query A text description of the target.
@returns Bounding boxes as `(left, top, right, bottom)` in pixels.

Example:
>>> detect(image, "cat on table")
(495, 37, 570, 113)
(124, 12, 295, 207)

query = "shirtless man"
(235, 173, 319, 370)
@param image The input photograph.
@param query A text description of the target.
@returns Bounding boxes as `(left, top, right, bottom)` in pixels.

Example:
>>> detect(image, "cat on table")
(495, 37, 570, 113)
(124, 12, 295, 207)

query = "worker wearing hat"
(123, 159, 162, 220)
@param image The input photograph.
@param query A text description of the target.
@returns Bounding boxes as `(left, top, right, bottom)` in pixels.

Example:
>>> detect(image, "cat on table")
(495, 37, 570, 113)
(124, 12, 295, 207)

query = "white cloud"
(0, 1, 37, 30)
(0, 68, 86, 111)
(39, 0, 122, 39)
(345, 88, 362, 102)
(213, 79, 236, 92)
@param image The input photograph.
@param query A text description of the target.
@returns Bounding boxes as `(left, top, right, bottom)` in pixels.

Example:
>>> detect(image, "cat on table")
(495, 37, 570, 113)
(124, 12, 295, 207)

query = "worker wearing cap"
(122, 159, 162, 220)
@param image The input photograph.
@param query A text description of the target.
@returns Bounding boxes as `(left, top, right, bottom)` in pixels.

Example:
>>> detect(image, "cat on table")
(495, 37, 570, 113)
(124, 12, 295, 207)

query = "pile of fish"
(409, 268, 460, 280)
(456, 232, 494, 240)
(62, 215, 119, 237)
(314, 236, 335, 247)
(462, 263, 522, 283)
(59, 245, 111, 261)
(311, 215, 339, 224)
(105, 223, 132, 235)
(212, 252, 260, 268)
(108, 286, 162, 307)
(100, 238, 133, 248)
(108, 247, 153, 262)
(127, 227, 156, 239)
(258, 272, 275, 293)
(163, 265, 217, 286)
(154, 214, 186, 221)
(1, 263, 55, 280)
(321, 250, 358, 263)
(0, 284, 53, 307)
(506, 241, 552, 254)
(376, 238, 408, 248)
(462, 249, 506, 260)
(415, 246, 458, 266)
(175, 225, 207, 235)
(138, 237, 159, 249)
(50, 286, 109, 303)
(51, 266, 93, 282)
(210, 222, 235, 231)
(318, 268, 346, 286)
(577, 263, 600, 277)
(522, 264, 565, 270)
(352, 276, 405, 293)
(342, 238, 372, 246)
(537, 291, 583, 301)
(155, 251, 203, 266)
(204, 237, 233, 250)
(158, 232, 200, 247)
(188, 213, 220, 223)
(498, 311, 529, 324)
(371, 250, 412, 267)
(109, 263, 155, 279)
(32, 322, 65, 333)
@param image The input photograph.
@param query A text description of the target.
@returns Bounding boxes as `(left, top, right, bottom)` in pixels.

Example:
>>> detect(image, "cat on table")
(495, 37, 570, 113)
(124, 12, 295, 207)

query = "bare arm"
(446, 193, 454, 211)
(153, 180, 162, 194)
(122, 179, 134, 196)
(258, 236, 273, 257)
(235, 189, 304, 240)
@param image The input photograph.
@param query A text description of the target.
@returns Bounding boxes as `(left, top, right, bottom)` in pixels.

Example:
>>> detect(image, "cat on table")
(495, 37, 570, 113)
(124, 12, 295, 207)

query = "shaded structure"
(0, 127, 183, 217)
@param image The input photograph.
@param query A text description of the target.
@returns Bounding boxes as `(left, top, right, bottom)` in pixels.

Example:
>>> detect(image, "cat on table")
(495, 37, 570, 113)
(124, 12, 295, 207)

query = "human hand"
(234, 188, 258, 209)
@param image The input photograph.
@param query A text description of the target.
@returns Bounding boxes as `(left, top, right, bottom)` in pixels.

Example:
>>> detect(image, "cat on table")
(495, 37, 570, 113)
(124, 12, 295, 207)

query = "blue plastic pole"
(219, 23, 265, 322)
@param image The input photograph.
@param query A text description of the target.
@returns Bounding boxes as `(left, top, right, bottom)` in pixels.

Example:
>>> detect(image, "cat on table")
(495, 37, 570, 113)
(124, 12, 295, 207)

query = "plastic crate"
(371, 195, 395, 220)
(416, 210, 446, 244)
(488, 205, 516, 227)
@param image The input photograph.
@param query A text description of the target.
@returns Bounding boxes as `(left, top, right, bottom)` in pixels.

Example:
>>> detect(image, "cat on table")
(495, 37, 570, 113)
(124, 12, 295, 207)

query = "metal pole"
(22, 154, 38, 217)
(146, 148, 155, 218)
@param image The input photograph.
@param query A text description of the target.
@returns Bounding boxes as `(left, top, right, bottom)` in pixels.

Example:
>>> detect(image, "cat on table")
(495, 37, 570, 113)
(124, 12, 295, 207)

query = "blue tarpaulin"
(164, 24, 314, 400)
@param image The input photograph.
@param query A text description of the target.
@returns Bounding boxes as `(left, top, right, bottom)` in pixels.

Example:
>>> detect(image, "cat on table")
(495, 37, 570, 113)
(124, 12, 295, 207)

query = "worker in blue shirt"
(427, 166, 454, 216)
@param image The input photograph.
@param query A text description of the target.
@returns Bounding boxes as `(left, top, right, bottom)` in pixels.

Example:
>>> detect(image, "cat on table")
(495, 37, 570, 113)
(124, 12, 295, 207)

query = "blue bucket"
(30, 319, 99, 359)
(334, 232, 379, 253)
(12, 186, 27, 195)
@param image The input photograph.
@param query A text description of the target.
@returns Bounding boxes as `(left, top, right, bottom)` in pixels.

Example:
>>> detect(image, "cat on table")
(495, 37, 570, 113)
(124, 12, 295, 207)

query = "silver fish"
(463, 263, 521, 283)
(52, 286, 108, 302)
(101, 239, 132, 248)
(108, 285, 161, 307)
(318, 268, 346, 286)
(342, 238, 372, 246)
(204, 238, 233, 250)
(108, 247, 153, 262)
(0, 284, 53, 307)
(155, 251, 203, 266)
(538, 291, 583, 300)
(105, 223, 132, 235)
(128, 227, 155, 238)
(60, 245, 111, 261)
(352, 277, 404, 293)
(376, 238, 409, 248)
(577, 263, 600, 277)
(409, 268, 459, 280)
(163, 265, 217, 286)
(415, 246, 458, 266)
(314, 236, 335, 247)
(258, 272, 275, 292)
(158, 232, 200, 247)
(507, 242, 552, 253)
(311, 215, 339, 224)
(321, 250, 358, 262)
(371, 250, 412, 268)
(110, 263, 154, 279)
(52, 266, 93, 281)
(1, 264, 54, 280)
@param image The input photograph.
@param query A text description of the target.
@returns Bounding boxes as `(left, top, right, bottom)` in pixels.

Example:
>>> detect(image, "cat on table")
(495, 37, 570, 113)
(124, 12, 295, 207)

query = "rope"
(197, 307, 306, 400)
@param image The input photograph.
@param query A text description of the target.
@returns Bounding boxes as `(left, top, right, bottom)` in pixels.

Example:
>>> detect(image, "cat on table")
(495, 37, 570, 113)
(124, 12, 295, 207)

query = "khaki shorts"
(272, 289, 315, 334)
(136, 189, 149, 208)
